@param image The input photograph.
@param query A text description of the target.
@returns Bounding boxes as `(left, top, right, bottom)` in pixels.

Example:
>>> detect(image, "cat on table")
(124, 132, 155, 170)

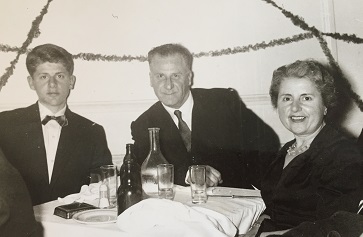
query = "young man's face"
(27, 62, 76, 113)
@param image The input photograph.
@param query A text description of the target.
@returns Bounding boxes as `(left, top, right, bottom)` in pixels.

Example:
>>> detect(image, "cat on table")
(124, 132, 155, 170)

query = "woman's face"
(277, 77, 326, 137)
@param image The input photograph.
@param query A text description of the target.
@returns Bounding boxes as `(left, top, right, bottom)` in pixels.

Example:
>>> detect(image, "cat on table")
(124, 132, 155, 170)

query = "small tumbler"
(100, 164, 118, 208)
(157, 164, 174, 200)
(189, 165, 207, 204)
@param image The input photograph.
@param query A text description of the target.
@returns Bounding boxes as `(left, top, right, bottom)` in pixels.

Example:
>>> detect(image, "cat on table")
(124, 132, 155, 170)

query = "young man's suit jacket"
(0, 103, 112, 205)
(131, 88, 280, 188)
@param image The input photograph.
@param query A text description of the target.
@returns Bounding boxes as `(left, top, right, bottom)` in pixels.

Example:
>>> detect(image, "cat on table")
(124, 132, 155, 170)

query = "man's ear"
(27, 76, 35, 90)
(69, 75, 76, 89)
(149, 72, 153, 87)
(188, 71, 193, 86)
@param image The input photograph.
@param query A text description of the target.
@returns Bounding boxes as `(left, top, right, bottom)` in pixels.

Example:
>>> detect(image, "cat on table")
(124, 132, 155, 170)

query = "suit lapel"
(154, 102, 195, 168)
(154, 103, 183, 146)
(50, 108, 81, 187)
(152, 102, 193, 183)
(190, 90, 203, 147)
(22, 103, 50, 184)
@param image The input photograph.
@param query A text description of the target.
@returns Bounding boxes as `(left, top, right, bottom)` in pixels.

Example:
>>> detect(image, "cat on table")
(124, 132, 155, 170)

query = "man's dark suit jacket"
(0, 148, 43, 237)
(0, 103, 112, 205)
(131, 88, 280, 188)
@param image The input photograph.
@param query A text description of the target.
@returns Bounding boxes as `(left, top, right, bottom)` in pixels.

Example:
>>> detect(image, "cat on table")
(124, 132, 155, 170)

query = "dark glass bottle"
(119, 143, 135, 185)
(117, 145, 142, 215)
(141, 128, 168, 196)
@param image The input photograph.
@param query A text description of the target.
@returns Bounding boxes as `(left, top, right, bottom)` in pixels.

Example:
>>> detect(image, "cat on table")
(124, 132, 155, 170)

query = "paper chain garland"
(1, 0, 363, 110)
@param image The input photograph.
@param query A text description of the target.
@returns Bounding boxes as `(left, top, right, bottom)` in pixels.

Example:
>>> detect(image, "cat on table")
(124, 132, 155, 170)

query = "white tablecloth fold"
(57, 182, 101, 204)
(174, 185, 265, 234)
(117, 198, 237, 237)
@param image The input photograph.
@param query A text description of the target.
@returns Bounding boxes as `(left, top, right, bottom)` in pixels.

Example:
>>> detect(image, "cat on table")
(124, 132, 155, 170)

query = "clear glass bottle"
(117, 146, 142, 215)
(141, 128, 168, 197)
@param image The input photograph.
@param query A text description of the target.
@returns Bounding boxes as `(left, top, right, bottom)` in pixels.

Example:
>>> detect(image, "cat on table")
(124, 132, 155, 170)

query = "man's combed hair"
(148, 43, 193, 69)
(26, 44, 74, 76)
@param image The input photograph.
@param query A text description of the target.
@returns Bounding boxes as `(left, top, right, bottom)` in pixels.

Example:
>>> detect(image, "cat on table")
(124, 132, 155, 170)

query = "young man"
(131, 43, 280, 188)
(0, 44, 112, 205)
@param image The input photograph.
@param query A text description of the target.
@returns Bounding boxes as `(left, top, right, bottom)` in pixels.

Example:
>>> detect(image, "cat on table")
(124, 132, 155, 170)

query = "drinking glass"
(157, 164, 174, 200)
(100, 164, 118, 208)
(189, 165, 207, 204)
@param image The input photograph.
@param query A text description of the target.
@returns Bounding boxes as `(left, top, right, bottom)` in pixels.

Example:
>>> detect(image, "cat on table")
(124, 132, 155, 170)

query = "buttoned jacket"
(0, 103, 112, 205)
(131, 88, 280, 188)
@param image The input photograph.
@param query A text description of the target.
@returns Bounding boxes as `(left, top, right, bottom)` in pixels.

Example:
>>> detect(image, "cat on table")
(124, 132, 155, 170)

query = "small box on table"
(54, 202, 97, 219)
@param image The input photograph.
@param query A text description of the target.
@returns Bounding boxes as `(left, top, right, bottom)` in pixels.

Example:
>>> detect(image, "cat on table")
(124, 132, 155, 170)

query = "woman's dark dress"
(259, 124, 363, 233)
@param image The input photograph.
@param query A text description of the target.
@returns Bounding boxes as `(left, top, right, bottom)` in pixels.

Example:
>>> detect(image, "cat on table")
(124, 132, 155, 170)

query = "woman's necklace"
(284, 141, 311, 168)
(286, 122, 326, 156)
(286, 142, 310, 156)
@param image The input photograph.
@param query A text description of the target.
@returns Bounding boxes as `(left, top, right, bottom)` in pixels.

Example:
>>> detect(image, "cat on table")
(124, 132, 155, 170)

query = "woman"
(246, 60, 363, 237)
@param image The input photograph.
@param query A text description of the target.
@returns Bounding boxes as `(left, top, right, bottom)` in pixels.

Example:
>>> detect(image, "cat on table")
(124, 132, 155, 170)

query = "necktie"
(41, 115, 68, 127)
(174, 110, 191, 152)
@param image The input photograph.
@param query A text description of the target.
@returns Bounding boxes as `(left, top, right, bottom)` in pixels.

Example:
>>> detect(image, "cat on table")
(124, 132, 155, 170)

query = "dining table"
(33, 185, 265, 237)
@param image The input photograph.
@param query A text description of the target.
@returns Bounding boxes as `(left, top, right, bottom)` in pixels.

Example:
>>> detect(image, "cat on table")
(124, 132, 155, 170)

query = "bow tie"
(41, 115, 68, 127)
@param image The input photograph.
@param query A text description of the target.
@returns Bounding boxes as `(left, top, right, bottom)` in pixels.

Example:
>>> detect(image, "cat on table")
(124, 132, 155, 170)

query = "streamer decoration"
(0, 0, 53, 90)
(262, 0, 363, 110)
(1, 0, 363, 111)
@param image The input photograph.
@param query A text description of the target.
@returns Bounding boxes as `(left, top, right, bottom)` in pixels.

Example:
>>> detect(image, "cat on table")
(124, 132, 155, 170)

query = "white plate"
(72, 209, 117, 225)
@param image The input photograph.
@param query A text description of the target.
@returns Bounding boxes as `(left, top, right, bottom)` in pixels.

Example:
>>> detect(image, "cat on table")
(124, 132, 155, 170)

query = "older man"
(131, 43, 279, 188)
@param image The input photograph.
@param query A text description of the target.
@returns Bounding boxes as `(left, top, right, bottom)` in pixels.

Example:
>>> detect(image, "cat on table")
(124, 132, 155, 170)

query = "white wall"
(0, 0, 362, 158)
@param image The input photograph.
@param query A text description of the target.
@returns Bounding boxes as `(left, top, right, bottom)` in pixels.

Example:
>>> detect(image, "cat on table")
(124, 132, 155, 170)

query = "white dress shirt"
(38, 102, 66, 183)
(162, 92, 194, 184)
(162, 92, 194, 131)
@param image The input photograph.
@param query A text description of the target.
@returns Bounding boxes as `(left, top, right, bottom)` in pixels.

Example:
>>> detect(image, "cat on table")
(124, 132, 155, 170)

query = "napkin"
(57, 182, 101, 204)
(117, 198, 237, 237)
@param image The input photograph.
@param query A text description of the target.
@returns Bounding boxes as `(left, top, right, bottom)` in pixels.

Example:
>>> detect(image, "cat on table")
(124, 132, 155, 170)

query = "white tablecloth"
(33, 185, 265, 237)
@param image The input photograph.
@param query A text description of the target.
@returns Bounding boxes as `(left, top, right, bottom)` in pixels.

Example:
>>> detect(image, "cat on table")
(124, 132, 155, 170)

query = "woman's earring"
(324, 108, 327, 115)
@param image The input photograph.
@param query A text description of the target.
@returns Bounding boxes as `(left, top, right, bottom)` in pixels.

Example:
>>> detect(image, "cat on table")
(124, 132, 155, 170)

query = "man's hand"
(185, 165, 223, 187)
(205, 165, 222, 187)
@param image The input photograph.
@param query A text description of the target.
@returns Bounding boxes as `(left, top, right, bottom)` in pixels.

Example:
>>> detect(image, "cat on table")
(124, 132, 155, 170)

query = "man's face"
(27, 62, 75, 113)
(149, 54, 192, 109)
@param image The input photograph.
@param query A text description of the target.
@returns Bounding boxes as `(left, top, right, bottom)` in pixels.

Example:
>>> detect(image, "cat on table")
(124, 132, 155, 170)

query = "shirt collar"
(38, 102, 67, 120)
(162, 91, 194, 118)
